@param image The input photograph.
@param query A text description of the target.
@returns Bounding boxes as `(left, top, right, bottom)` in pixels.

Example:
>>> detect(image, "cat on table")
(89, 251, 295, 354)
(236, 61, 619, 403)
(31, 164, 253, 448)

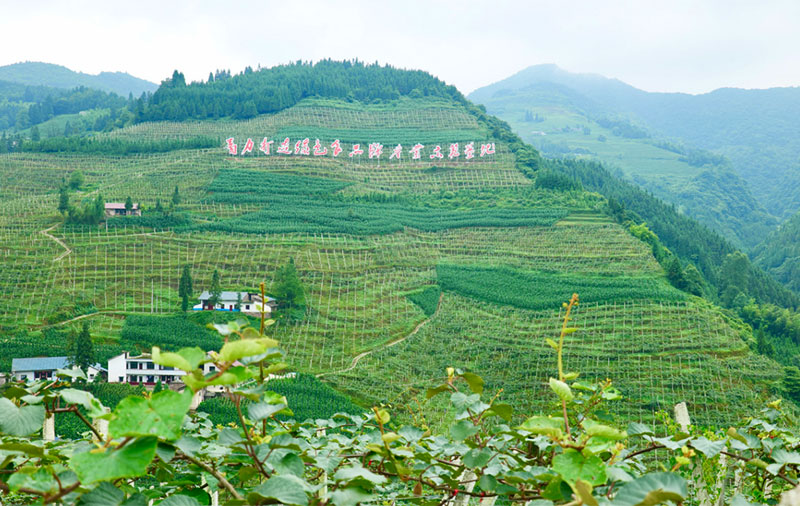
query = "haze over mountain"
(469, 64, 800, 249)
(0, 62, 157, 97)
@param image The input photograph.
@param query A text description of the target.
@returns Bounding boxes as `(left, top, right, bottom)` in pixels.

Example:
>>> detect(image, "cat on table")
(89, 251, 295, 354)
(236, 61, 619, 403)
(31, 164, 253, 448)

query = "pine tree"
(783, 366, 800, 403)
(125, 196, 133, 214)
(209, 269, 221, 308)
(271, 258, 306, 320)
(155, 200, 164, 213)
(58, 186, 70, 215)
(756, 328, 774, 357)
(153, 380, 164, 393)
(172, 186, 180, 206)
(72, 322, 95, 373)
(179, 265, 193, 312)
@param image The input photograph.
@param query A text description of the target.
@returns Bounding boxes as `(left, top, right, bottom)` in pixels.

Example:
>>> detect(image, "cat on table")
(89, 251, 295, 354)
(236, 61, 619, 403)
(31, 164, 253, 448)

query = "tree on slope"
(179, 265, 193, 312)
(209, 269, 221, 308)
(71, 322, 95, 374)
(271, 258, 306, 321)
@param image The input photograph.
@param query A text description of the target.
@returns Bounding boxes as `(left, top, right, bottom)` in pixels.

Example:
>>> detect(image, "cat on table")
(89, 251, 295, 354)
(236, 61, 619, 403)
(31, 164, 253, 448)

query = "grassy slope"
(0, 96, 786, 425)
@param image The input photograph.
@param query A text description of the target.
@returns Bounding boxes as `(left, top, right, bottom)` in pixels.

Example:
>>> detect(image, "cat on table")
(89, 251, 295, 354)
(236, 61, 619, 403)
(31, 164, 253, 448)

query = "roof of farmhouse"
(105, 203, 139, 210)
(11, 356, 106, 372)
(198, 291, 276, 302)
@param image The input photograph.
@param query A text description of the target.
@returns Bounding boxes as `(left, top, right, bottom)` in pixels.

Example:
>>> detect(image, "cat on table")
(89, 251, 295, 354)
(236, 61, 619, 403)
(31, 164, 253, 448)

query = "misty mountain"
(470, 64, 800, 248)
(0, 62, 157, 97)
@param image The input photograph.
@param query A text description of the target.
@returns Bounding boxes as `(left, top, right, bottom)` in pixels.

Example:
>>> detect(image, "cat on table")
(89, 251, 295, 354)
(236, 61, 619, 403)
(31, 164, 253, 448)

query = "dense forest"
(136, 60, 466, 121)
(753, 210, 800, 293)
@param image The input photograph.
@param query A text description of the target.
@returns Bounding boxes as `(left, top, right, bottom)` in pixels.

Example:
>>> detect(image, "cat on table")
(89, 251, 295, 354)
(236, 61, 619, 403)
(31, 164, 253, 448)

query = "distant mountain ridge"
(0, 62, 157, 97)
(469, 64, 800, 251)
(470, 64, 800, 221)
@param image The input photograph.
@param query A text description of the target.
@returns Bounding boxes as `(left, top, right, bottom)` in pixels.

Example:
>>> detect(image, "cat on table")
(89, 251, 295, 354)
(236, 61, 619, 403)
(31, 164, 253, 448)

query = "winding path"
(40, 224, 71, 262)
(318, 292, 444, 378)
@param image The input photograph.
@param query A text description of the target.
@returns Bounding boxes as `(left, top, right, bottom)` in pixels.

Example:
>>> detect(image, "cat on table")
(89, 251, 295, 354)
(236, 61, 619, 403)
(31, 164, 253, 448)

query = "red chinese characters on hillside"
(224, 137, 496, 160)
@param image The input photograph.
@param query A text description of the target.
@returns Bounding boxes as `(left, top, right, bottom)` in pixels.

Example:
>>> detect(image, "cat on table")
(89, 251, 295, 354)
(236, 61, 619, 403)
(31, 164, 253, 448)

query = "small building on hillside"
(104, 202, 141, 217)
(194, 291, 276, 315)
(11, 356, 105, 382)
(107, 352, 219, 385)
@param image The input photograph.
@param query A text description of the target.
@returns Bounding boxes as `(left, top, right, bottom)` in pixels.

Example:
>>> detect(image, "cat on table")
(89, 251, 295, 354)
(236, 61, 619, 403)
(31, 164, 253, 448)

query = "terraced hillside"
(0, 95, 786, 425)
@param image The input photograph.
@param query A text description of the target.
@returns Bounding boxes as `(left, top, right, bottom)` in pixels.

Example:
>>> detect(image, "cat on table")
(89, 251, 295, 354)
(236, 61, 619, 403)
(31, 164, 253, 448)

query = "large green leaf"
(0, 398, 45, 436)
(219, 338, 277, 362)
(549, 378, 574, 401)
(109, 390, 193, 440)
(77, 482, 124, 506)
(247, 475, 309, 506)
(450, 419, 479, 441)
(611, 472, 687, 506)
(70, 437, 158, 484)
(333, 464, 387, 488)
(690, 437, 725, 458)
(60, 389, 107, 418)
(518, 416, 564, 438)
(552, 449, 606, 487)
(329, 486, 375, 506)
(157, 495, 202, 506)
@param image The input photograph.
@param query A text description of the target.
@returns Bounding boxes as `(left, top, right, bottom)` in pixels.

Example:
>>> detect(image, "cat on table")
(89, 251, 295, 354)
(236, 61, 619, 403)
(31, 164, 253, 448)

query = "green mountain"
(0, 61, 794, 426)
(0, 62, 157, 97)
(469, 64, 800, 248)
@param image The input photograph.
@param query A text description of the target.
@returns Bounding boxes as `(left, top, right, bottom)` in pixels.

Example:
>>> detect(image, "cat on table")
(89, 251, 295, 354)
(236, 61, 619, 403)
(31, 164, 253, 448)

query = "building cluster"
(3, 289, 282, 390)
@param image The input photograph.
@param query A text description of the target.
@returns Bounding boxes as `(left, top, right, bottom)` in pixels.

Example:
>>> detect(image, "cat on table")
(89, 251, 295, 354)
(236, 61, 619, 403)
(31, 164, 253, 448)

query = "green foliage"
(171, 185, 180, 206)
(753, 210, 800, 293)
(105, 212, 190, 230)
(199, 373, 363, 425)
(201, 195, 568, 236)
(17, 135, 217, 154)
(784, 366, 800, 403)
(406, 285, 441, 316)
(68, 170, 84, 190)
(138, 60, 465, 122)
(535, 169, 582, 191)
(437, 263, 686, 310)
(207, 169, 351, 202)
(66, 194, 104, 225)
(5, 301, 798, 504)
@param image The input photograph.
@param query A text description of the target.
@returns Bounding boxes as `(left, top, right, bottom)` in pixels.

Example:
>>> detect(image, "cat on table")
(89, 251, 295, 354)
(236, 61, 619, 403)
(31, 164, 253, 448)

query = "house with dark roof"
(11, 356, 105, 382)
(104, 202, 141, 217)
(194, 291, 276, 314)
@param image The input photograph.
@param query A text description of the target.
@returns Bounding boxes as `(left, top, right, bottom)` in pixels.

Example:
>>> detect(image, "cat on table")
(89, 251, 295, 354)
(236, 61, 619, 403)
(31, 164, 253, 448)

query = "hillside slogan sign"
(224, 137, 496, 160)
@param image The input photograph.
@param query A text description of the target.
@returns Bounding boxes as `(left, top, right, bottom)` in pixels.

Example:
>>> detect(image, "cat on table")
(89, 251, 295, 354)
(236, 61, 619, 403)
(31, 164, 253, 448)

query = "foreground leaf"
(70, 437, 158, 484)
(109, 390, 193, 440)
(0, 398, 45, 436)
(612, 472, 687, 506)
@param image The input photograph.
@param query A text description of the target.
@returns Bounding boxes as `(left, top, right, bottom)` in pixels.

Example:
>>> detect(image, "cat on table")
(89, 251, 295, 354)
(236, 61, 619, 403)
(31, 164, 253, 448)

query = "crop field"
(0, 97, 788, 425)
(328, 294, 778, 427)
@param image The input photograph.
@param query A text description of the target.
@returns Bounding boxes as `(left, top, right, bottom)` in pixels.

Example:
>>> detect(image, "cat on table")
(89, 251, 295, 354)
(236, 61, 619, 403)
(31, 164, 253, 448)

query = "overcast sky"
(1, 0, 799, 95)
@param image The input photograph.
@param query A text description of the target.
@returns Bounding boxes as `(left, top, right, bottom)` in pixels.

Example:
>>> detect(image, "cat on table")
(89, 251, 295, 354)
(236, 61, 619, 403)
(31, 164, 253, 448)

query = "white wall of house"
(108, 352, 219, 387)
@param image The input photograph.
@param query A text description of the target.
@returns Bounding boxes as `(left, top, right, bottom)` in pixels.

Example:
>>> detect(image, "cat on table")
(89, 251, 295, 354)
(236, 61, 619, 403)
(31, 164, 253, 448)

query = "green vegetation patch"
(198, 373, 363, 425)
(208, 169, 351, 202)
(436, 263, 686, 310)
(406, 286, 441, 316)
(200, 197, 568, 235)
(120, 314, 224, 352)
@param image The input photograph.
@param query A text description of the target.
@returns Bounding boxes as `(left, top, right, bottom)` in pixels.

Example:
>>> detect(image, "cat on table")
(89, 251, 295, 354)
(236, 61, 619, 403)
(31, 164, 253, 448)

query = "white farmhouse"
(107, 352, 219, 385)
(11, 357, 105, 382)
(193, 291, 275, 315)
